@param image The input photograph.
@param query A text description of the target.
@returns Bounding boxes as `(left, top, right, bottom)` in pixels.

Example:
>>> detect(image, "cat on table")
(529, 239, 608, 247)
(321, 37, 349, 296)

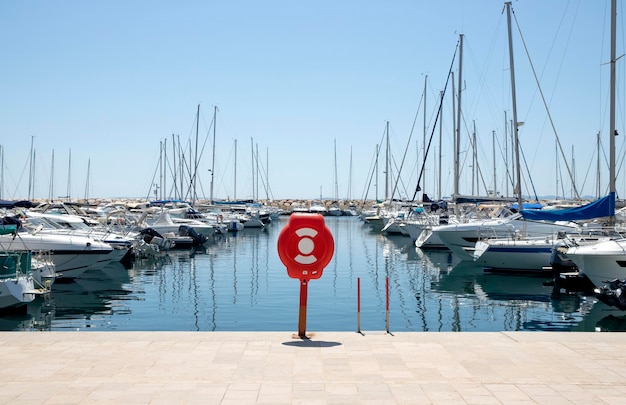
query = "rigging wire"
(412, 40, 459, 201)
(512, 5, 581, 200)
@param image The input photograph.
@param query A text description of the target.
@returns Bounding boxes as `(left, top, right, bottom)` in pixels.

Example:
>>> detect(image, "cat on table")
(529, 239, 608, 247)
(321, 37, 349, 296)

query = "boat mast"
(454, 34, 463, 199)
(385, 121, 390, 201)
(505, 2, 523, 209)
(193, 104, 200, 205)
(504, 110, 509, 197)
(27, 136, 34, 201)
(438, 91, 443, 200)
(159, 140, 164, 200)
(609, 0, 617, 224)
(210, 106, 217, 204)
(234, 139, 237, 200)
(49, 149, 54, 202)
(492, 130, 496, 197)
(472, 121, 476, 195)
(163, 139, 167, 200)
(171, 134, 178, 199)
(84, 157, 90, 201)
(66, 148, 71, 202)
(178, 135, 183, 200)
(423, 75, 427, 196)
(250, 138, 255, 200)
(334, 138, 338, 200)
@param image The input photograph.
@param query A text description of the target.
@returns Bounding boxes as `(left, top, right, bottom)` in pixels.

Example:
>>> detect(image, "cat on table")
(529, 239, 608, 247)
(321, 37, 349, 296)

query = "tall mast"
(266, 146, 269, 200)
(210, 105, 217, 204)
(505, 2, 523, 209)
(159, 140, 164, 200)
(504, 111, 509, 197)
(171, 134, 178, 199)
(609, 0, 617, 224)
(49, 149, 55, 202)
(423, 75, 427, 195)
(163, 139, 167, 200)
(255, 142, 259, 200)
(250, 138, 255, 200)
(84, 158, 90, 201)
(385, 120, 390, 200)
(438, 91, 443, 200)
(334, 138, 338, 200)
(178, 135, 183, 200)
(472, 121, 476, 195)
(28, 136, 34, 200)
(597, 132, 601, 198)
(32, 149, 36, 200)
(234, 139, 237, 200)
(492, 130, 496, 196)
(67, 148, 71, 202)
(454, 34, 463, 198)
(193, 104, 199, 205)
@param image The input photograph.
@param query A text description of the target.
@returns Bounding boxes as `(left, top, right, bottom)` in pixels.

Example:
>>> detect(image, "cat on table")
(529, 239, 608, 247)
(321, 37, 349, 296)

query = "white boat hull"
(473, 238, 554, 272)
(0, 233, 114, 278)
(435, 218, 578, 261)
(567, 239, 626, 288)
(0, 275, 35, 310)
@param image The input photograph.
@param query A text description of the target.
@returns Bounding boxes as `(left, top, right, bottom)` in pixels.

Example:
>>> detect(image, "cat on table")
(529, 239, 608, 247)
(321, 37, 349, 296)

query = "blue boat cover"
(520, 192, 615, 221)
(510, 202, 543, 211)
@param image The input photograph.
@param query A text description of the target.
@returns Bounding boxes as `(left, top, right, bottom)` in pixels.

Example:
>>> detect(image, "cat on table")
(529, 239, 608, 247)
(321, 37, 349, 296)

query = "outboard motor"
(595, 279, 626, 310)
(178, 225, 208, 246)
(140, 228, 164, 244)
(550, 234, 578, 273)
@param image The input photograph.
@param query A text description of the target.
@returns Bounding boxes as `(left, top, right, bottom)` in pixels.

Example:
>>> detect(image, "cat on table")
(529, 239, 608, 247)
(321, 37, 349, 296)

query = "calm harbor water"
(3, 215, 626, 332)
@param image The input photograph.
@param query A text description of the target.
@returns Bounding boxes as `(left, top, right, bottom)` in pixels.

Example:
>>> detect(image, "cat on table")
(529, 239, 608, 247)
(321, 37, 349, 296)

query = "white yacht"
(0, 217, 115, 279)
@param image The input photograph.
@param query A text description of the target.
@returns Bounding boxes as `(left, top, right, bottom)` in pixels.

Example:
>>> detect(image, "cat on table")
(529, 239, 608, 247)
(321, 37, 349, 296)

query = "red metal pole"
(385, 277, 390, 333)
(357, 277, 361, 333)
(298, 279, 308, 338)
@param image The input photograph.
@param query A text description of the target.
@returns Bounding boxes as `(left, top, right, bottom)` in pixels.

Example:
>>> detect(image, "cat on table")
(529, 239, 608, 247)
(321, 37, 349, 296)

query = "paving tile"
(2, 331, 626, 404)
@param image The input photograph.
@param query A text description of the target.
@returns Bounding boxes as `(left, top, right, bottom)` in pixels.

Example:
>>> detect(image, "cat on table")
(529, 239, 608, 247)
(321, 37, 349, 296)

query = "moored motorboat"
(0, 217, 115, 279)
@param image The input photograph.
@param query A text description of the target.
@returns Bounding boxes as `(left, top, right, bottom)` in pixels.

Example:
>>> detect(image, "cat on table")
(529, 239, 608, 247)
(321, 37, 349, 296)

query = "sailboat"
(563, 0, 621, 289)
(328, 139, 343, 216)
(419, 10, 580, 260)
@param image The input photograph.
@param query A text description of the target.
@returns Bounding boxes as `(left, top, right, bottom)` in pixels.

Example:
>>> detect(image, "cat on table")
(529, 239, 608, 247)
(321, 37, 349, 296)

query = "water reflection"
(3, 216, 626, 331)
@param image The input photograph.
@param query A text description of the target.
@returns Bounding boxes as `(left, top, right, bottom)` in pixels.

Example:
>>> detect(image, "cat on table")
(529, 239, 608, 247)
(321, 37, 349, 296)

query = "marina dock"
(1, 331, 625, 404)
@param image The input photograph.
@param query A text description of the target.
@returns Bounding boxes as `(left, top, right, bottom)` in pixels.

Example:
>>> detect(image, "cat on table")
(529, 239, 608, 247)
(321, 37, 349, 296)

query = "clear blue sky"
(0, 1, 622, 202)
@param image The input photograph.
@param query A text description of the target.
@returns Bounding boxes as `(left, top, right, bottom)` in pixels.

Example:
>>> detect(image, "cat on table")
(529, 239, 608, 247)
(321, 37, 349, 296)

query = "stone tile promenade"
(1, 331, 625, 404)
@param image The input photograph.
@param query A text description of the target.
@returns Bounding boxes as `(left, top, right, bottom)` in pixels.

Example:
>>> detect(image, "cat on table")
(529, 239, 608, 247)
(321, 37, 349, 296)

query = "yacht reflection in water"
(421, 248, 626, 332)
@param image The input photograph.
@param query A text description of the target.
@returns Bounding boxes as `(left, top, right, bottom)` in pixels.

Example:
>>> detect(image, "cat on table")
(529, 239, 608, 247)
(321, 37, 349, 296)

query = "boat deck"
(1, 331, 625, 404)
